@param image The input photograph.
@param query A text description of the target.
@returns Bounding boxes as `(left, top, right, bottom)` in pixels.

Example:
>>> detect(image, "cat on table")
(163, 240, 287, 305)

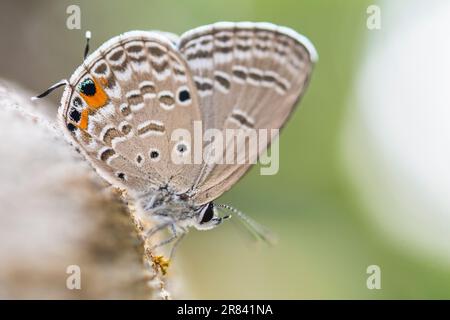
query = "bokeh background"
(1, 0, 449, 299)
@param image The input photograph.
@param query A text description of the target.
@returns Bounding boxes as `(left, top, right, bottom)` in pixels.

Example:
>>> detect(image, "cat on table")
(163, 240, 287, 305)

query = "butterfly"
(33, 22, 317, 259)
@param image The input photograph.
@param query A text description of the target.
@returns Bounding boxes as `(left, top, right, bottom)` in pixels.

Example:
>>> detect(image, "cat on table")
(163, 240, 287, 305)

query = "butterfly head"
(193, 202, 230, 231)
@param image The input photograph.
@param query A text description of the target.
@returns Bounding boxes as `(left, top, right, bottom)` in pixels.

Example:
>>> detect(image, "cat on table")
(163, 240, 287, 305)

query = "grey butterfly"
(35, 22, 317, 255)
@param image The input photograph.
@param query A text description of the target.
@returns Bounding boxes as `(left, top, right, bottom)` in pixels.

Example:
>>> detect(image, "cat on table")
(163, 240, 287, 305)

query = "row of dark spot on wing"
(104, 43, 164, 72)
(177, 25, 313, 195)
(92, 40, 186, 86)
(66, 114, 155, 188)
(104, 40, 191, 184)
(68, 39, 188, 137)
(67, 111, 157, 185)
(67, 85, 168, 139)
(179, 26, 310, 134)
(64, 38, 193, 185)
(98, 40, 190, 181)
(67, 96, 82, 123)
(230, 66, 289, 93)
(181, 26, 306, 59)
(180, 26, 309, 100)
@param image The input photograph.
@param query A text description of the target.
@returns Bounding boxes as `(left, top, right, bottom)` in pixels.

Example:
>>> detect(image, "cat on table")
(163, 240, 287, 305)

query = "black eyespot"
(69, 108, 81, 122)
(117, 172, 126, 180)
(67, 123, 76, 132)
(178, 89, 190, 102)
(200, 203, 214, 224)
(79, 78, 96, 96)
(177, 143, 187, 153)
(136, 154, 143, 164)
(150, 150, 159, 159)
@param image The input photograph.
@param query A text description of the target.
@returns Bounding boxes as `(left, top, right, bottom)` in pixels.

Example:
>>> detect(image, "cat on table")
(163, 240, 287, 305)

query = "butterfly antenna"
(31, 79, 69, 101)
(215, 204, 278, 245)
(31, 31, 91, 101)
(84, 30, 91, 60)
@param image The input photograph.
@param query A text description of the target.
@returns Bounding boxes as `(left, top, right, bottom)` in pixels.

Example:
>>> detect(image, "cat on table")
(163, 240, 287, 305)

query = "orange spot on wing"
(79, 109, 90, 130)
(79, 77, 109, 109)
(77, 77, 109, 130)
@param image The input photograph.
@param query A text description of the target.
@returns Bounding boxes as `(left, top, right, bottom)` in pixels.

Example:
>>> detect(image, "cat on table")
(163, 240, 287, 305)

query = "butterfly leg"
(169, 229, 186, 260)
(145, 219, 172, 237)
(150, 224, 187, 256)
(147, 223, 177, 275)
(150, 228, 177, 251)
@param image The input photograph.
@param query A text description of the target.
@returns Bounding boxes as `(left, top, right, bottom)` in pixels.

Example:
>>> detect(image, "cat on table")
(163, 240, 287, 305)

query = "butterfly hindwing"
(59, 31, 203, 195)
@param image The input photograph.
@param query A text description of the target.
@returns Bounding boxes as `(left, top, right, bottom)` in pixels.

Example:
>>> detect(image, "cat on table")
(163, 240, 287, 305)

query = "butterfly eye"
(199, 203, 214, 224)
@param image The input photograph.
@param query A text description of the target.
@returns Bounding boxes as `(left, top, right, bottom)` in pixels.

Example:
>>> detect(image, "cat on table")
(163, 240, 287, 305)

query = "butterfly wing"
(59, 31, 203, 195)
(178, 22, 317, 204)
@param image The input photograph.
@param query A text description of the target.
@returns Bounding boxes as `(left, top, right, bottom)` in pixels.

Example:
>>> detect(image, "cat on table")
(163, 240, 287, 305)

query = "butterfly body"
(55, 22, 317, 247)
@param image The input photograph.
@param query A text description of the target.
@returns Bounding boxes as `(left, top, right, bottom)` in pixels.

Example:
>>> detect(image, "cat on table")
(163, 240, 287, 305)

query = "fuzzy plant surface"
(0, 80, 178, 299)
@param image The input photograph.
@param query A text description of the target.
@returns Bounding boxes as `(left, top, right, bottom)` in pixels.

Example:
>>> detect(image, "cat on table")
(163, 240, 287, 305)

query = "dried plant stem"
(0, 80, 181, 299)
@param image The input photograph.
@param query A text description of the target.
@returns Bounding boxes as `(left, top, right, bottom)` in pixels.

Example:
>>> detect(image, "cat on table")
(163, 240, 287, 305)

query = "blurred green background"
(1, 0, 449, 299)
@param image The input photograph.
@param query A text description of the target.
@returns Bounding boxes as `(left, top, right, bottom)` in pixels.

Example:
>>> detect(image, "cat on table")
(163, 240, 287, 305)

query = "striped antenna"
(84, 30, 91, 60)
(215, 204, 278, 245)
(32, 31, 93, 101)
(31, 79, 68, 101)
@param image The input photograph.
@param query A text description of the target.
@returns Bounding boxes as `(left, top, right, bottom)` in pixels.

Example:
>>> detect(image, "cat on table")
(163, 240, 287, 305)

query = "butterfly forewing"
(178, 22, 317, 204)
(59, 31, 203, 195)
